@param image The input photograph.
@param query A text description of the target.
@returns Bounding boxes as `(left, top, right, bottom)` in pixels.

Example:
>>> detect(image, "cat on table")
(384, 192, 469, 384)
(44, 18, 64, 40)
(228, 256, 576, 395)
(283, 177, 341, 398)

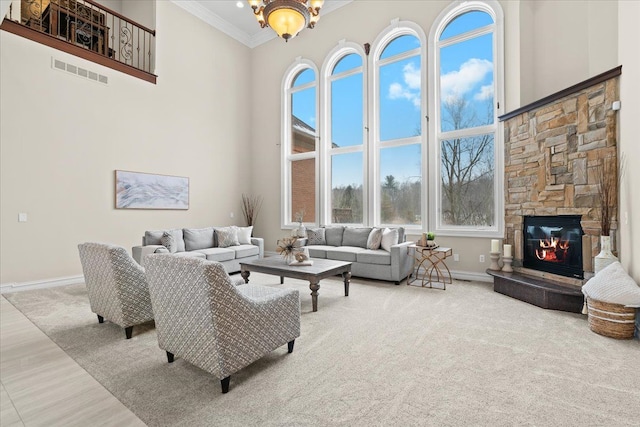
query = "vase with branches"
(594, 156, 621, 273)
(241, 194, 263, 227)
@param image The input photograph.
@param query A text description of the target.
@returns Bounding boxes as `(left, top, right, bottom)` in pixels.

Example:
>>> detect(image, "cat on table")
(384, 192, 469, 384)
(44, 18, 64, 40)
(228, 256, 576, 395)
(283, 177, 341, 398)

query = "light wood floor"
(0, 296, 146, 426)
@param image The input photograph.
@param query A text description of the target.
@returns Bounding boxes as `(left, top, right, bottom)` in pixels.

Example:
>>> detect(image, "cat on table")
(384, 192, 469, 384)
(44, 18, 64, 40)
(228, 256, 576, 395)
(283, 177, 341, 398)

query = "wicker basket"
(586, 297, 636, 339)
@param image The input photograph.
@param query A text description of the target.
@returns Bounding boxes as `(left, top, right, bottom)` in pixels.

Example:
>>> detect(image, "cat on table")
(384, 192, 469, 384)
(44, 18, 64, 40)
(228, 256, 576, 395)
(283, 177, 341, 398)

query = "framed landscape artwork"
(115, 170, 189, 210)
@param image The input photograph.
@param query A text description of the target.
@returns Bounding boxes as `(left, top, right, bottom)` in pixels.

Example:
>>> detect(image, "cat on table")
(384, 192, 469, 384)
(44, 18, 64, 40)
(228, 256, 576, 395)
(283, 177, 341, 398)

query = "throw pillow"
(582, 261, 640, 307)
(160, 231, 178, 253)
(217, 226, 240, 248)
(307, 228, 326, 245)
(343, 227, 372, 248)
(367, 228, 383, 250)
(381, 227, 399, 252)
(183, 227, 215, 251)
(325, 226, 345, 246)
(237, 226, 253, 245)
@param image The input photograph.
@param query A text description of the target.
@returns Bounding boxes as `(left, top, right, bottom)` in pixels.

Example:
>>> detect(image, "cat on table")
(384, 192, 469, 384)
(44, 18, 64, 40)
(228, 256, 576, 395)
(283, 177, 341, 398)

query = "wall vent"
(51, 57, 108, 85)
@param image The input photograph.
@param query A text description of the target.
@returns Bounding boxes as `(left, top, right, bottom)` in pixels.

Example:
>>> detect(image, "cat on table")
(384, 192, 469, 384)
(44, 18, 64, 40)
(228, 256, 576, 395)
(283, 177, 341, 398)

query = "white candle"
(504, 244, 512, 257)
(491, 239, 500, 253)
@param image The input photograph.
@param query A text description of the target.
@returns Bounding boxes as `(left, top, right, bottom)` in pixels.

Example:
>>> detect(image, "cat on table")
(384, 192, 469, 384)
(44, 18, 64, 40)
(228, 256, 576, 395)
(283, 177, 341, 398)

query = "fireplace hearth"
(523, 215, 584, 279)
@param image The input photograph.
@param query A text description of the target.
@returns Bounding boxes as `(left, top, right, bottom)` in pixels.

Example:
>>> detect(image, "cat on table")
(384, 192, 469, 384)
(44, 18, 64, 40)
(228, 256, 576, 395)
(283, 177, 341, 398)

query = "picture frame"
(115, 170, 189, 210)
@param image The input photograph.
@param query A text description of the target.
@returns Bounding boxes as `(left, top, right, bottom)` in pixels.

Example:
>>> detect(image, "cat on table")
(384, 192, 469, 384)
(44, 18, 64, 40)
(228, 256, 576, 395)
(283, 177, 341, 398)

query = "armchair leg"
(288, 340, 295, 353)
(167, 352, 174, 363)
(394, 281, 400, 285)
(125, 326, 133, 339)
(97, 315, 104, 323)
(221, 376, 231, 393)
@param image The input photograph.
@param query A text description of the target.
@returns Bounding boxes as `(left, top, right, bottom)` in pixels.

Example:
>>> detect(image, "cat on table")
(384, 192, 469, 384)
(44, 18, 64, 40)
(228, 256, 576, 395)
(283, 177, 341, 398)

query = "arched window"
(430, 1, 504, 236)
(282, 60, 318, 227)
(322, 43, 367, 225)
(371, 22, 426, 227)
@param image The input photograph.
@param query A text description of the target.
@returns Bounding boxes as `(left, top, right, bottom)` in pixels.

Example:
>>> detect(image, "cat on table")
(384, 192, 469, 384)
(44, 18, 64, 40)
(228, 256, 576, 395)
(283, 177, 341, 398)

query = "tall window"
(281, 3, 503, 236)
(327, 51, 365, 224)
(283, 62, 318, 226)
(375, 32, 423, 226)
(433, 4, 502, 234)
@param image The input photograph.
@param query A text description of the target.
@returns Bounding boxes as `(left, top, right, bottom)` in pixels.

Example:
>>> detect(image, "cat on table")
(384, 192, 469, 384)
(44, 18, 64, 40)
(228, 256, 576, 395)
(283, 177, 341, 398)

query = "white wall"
(519, 0, 618, 103)
(1, 0, 635, 284)
(248, 0, 629, 278)
(617, 0, 640, 282)
(0, 1, 252, 284)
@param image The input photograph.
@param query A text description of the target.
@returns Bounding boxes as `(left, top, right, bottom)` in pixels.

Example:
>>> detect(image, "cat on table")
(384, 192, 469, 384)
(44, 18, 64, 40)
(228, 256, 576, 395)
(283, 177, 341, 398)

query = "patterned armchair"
(78, 242, 154, 339)
(144, 254, 301, 393)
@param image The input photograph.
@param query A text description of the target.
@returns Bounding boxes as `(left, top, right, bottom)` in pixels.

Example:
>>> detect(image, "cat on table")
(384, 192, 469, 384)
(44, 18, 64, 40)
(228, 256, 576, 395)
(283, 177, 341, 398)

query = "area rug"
(4, 274, 639, 426)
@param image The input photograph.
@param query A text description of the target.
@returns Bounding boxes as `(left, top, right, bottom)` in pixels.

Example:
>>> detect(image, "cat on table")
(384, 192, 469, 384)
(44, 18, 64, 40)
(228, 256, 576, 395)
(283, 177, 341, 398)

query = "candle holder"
(501, 255, 513, 273)
(489, 251, 501, 271)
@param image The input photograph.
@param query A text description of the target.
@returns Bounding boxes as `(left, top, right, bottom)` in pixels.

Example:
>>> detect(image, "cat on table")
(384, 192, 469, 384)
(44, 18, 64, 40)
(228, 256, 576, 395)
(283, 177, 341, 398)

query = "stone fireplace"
(500, 66, 621, 285)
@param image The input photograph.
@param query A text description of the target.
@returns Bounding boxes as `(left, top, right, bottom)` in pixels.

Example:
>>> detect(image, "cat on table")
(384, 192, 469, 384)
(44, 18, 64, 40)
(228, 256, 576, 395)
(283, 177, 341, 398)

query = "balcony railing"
(2, 0, 156, 83)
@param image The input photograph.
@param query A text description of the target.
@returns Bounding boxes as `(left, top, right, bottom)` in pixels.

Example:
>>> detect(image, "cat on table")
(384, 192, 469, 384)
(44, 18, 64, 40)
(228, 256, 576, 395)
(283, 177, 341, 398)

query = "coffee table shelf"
(240, 257, 352, 312)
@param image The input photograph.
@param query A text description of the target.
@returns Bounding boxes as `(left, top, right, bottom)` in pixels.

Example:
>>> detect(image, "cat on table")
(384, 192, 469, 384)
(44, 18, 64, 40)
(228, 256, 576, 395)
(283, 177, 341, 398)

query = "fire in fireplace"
(523, 215, 584, 279)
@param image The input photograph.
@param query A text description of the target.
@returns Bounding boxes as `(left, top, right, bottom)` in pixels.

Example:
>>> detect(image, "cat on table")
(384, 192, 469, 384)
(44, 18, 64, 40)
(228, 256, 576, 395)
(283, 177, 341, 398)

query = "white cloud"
(441, 58, 493, 102)
(388, 62, 421, 108)
(474, 84, 494, 101)
(403, 63, 420, 90)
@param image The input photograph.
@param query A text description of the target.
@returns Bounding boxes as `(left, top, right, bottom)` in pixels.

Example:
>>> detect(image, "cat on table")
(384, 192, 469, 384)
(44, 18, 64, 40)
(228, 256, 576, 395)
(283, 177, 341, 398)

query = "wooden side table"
(408, 245, 453, 290)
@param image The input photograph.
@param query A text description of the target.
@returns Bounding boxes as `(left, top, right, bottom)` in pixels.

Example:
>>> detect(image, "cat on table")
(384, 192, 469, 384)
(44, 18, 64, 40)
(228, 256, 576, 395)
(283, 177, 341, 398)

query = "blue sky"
(291, 11, 494, 188)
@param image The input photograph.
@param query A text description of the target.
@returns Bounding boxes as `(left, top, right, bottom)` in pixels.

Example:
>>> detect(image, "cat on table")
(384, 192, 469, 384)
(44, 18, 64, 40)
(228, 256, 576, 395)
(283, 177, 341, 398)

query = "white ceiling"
(171, 0, 353, 49)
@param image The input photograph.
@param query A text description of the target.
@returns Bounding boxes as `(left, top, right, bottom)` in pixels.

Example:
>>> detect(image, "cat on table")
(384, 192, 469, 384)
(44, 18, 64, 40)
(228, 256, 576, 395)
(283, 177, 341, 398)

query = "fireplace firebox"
(523, 216, 584, 279)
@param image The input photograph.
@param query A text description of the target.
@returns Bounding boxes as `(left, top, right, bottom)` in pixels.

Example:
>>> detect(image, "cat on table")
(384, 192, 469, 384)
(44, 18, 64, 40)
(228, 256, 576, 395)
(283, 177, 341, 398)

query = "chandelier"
(248, 0, 324, 42)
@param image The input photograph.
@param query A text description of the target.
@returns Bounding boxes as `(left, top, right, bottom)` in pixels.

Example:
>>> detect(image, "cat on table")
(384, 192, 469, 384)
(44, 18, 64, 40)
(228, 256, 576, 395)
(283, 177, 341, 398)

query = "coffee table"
(240, 258, 352, 312)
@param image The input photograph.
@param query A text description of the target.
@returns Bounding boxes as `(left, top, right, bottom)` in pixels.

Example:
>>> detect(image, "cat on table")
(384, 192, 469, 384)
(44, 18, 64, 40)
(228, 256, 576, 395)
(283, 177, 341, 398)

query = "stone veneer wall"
(502, 73, 619, 274)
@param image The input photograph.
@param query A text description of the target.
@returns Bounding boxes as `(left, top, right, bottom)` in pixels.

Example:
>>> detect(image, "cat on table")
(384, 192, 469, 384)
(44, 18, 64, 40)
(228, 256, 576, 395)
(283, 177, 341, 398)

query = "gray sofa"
(132, 226, 263, 274)
(299, 226, 413, 285)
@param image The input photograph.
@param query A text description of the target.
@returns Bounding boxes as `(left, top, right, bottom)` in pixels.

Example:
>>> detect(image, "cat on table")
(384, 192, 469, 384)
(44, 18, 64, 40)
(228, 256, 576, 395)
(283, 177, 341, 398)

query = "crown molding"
(171, 0, 353, 49)
(170, 0, 255, 47)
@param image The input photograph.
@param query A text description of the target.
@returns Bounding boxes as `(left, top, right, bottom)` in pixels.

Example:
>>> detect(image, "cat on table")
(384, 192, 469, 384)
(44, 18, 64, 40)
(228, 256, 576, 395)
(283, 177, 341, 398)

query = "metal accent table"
(407, 245, 453, 290)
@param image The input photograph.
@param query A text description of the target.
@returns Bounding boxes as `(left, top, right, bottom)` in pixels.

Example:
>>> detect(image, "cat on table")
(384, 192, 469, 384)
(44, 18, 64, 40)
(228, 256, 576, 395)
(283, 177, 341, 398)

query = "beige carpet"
(4, 274, 639, 426)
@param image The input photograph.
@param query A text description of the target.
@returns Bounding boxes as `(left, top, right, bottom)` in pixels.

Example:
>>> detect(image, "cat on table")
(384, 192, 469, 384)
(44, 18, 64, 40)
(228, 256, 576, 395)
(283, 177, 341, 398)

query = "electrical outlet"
(18, 213, 27, 222)
(479, 255, 485, 263)
(230, 212, 234, 218)
(453, 254, 459, 262)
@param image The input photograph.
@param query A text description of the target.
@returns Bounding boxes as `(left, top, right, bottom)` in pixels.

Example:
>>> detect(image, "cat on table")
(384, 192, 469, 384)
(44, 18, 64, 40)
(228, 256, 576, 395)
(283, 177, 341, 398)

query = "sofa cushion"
(326, 246, 365, 262)
(237, 226, 253, 245)
(231, 244, 259, 259)
(343, 227, 372, 248)
(183, 227, 215, 251)
(216, 226, 239, 248)
(306, 245, 333, 259)
(367, 228, 383, 250)
(381, 228, 399, 252)
(357, 249, 391, 266)
(194, 247, 235, 262)
(307, 228, 326, 245)
(325, 226, 345, 246)
(172, 251, 206, 260)
(161, 231, 178, 253)
(146, 229, 186, 252)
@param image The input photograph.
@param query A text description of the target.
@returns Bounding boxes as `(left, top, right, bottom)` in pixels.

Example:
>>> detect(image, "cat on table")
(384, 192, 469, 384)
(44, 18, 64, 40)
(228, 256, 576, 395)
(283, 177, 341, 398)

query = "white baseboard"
(0, 275, 84, 294)
(450, 270, 493, 283)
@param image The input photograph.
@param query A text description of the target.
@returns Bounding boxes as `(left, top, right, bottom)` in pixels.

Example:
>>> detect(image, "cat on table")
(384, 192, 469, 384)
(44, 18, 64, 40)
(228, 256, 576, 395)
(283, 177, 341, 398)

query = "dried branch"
(595, 156, 622, 236)
(241, 194, 263, 227)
